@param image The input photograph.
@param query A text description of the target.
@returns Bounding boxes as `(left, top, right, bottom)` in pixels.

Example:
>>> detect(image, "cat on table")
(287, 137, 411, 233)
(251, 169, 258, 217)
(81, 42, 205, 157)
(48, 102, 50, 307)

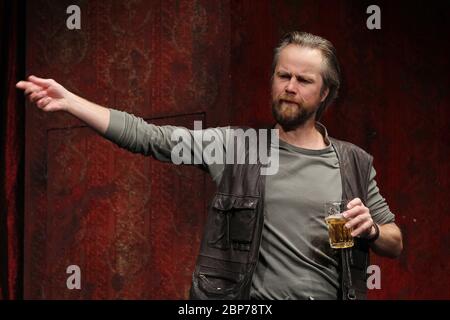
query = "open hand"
(16, 75, 70, 112)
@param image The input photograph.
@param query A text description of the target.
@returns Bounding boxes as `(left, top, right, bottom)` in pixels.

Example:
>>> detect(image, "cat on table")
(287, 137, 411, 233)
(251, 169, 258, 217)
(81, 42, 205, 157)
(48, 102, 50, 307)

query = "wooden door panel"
(26, 114, 206, 299)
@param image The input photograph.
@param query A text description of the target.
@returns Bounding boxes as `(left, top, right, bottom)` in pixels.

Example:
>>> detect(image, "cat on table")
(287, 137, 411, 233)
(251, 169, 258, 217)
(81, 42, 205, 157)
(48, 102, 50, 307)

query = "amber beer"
(324, 201, 354, 249)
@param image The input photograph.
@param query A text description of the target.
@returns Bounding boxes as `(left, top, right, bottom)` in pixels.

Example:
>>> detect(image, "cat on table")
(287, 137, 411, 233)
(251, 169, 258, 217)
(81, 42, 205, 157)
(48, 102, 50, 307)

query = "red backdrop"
(11, 0, 450, 299)
(0, 0, 25, 300)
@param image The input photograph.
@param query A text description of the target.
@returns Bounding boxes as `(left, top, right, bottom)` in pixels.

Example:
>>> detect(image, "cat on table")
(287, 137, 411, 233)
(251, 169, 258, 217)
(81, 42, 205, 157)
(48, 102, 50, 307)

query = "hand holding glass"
(324, 201, 354, 249)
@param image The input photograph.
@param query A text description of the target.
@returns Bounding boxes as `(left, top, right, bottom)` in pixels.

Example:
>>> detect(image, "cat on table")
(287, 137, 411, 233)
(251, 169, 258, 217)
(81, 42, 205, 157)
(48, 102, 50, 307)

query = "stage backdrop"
(24, 0, 449, 299)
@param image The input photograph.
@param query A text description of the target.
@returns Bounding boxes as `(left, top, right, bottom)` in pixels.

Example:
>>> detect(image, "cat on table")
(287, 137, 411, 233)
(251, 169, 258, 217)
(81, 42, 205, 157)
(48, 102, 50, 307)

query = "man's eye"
(298, 78, 312, 84)
(280, 74, 290, 79)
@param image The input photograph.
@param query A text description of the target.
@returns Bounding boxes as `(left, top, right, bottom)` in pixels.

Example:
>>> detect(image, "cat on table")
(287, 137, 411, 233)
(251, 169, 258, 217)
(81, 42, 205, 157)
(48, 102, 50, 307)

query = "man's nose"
(285, 76, 297, 95)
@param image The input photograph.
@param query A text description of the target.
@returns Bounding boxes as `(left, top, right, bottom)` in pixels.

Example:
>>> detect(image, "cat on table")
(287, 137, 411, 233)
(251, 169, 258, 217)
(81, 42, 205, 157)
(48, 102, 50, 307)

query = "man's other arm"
(369, 222, 403, 258)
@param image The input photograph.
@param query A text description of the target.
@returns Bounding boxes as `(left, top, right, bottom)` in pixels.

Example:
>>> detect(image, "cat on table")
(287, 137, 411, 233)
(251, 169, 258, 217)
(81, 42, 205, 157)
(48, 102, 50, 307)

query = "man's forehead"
(277, 45, 324, 75)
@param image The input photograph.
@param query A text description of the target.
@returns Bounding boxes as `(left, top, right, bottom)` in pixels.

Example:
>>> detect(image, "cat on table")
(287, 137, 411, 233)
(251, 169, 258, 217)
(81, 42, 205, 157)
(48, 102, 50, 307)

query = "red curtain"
(0, 0, 26, 300)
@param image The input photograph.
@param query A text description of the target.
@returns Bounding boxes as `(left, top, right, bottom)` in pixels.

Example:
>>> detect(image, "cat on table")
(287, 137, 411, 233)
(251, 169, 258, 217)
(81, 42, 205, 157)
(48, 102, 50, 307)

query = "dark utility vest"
(189, 131, 373, 300)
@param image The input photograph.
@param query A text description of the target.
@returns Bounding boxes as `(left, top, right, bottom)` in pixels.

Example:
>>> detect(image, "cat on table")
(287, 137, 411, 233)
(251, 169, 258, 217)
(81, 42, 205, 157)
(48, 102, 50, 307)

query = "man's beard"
(271, 98, 317, 131)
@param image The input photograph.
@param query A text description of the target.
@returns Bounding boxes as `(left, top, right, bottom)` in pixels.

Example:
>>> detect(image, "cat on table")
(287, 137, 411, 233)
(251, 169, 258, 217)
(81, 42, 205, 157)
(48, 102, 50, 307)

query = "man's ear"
(320, 86, 329, 103)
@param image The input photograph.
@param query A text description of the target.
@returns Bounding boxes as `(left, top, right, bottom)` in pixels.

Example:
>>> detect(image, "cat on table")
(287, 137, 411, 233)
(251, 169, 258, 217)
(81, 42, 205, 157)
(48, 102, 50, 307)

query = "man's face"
(271, 45, 329, 130)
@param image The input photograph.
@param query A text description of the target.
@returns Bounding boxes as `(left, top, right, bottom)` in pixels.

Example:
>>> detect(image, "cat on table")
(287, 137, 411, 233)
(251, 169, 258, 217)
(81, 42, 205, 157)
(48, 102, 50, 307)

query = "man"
(17, 31, 402, 300)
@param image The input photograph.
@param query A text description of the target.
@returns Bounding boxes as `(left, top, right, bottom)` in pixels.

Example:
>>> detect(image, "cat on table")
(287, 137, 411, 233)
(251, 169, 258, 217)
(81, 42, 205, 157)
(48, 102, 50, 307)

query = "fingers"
(345, 212, 371, 229)
(347, 198, 362, 209)
(343, 198, 365, 219)
(16, 75, 54, 93)
(16, 81, 27, 89)
(16, 81, 43, 95)
(36, 96, 52, 109)
(342, 205, 362, 219)
(16, 76, 57, 111)
(29, 90, 47, 103)
(25, 84, 44, 95)
(28, 75, 54, 87)
(341, 199, 374, 238)
(343, 207, 374, 238)
(351, 220, 374, 238)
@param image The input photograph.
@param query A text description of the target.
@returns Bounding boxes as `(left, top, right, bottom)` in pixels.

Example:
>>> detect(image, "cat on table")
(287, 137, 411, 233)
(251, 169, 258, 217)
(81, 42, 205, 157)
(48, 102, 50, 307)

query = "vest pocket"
(208, 195, 259, 251)
(197, 266, 244, 298)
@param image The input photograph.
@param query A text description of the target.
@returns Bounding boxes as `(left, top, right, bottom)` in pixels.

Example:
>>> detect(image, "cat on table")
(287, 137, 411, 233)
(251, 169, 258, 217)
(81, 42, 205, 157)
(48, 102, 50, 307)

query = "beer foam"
(325, 213, 345, 220)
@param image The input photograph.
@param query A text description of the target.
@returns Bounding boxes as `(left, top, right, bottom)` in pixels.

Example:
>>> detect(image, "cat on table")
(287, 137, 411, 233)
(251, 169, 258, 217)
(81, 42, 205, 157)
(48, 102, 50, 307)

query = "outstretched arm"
(16, 75, 110, 134)
(16, 75, 229, 182)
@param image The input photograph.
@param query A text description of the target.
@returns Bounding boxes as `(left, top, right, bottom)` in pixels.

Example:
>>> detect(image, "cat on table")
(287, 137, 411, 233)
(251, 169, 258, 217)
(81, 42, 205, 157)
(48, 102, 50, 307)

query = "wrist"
(64, 91, 79, 114)
(367, 223, 380, 242)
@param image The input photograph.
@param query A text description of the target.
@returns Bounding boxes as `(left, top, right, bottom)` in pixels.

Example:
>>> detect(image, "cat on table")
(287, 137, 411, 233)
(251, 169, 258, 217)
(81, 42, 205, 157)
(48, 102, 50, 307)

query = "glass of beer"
(324, 201, 354, 249)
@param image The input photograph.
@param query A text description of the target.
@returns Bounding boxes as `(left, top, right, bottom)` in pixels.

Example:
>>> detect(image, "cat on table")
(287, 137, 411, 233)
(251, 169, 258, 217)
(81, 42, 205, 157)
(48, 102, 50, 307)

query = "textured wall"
(24, 0, 228, 299)
(228, 0, 450, 299)
(24, 0, 450, 299)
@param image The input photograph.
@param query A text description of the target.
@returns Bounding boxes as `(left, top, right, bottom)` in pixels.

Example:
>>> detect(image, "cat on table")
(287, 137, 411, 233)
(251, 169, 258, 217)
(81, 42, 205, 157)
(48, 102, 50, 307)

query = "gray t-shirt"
(250, 136, 395, 300)
(103, 109, 395, 300)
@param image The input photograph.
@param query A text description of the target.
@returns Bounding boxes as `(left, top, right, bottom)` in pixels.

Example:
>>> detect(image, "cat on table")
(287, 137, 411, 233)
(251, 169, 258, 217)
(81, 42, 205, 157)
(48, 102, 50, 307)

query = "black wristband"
(367, 223, 380, 242)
